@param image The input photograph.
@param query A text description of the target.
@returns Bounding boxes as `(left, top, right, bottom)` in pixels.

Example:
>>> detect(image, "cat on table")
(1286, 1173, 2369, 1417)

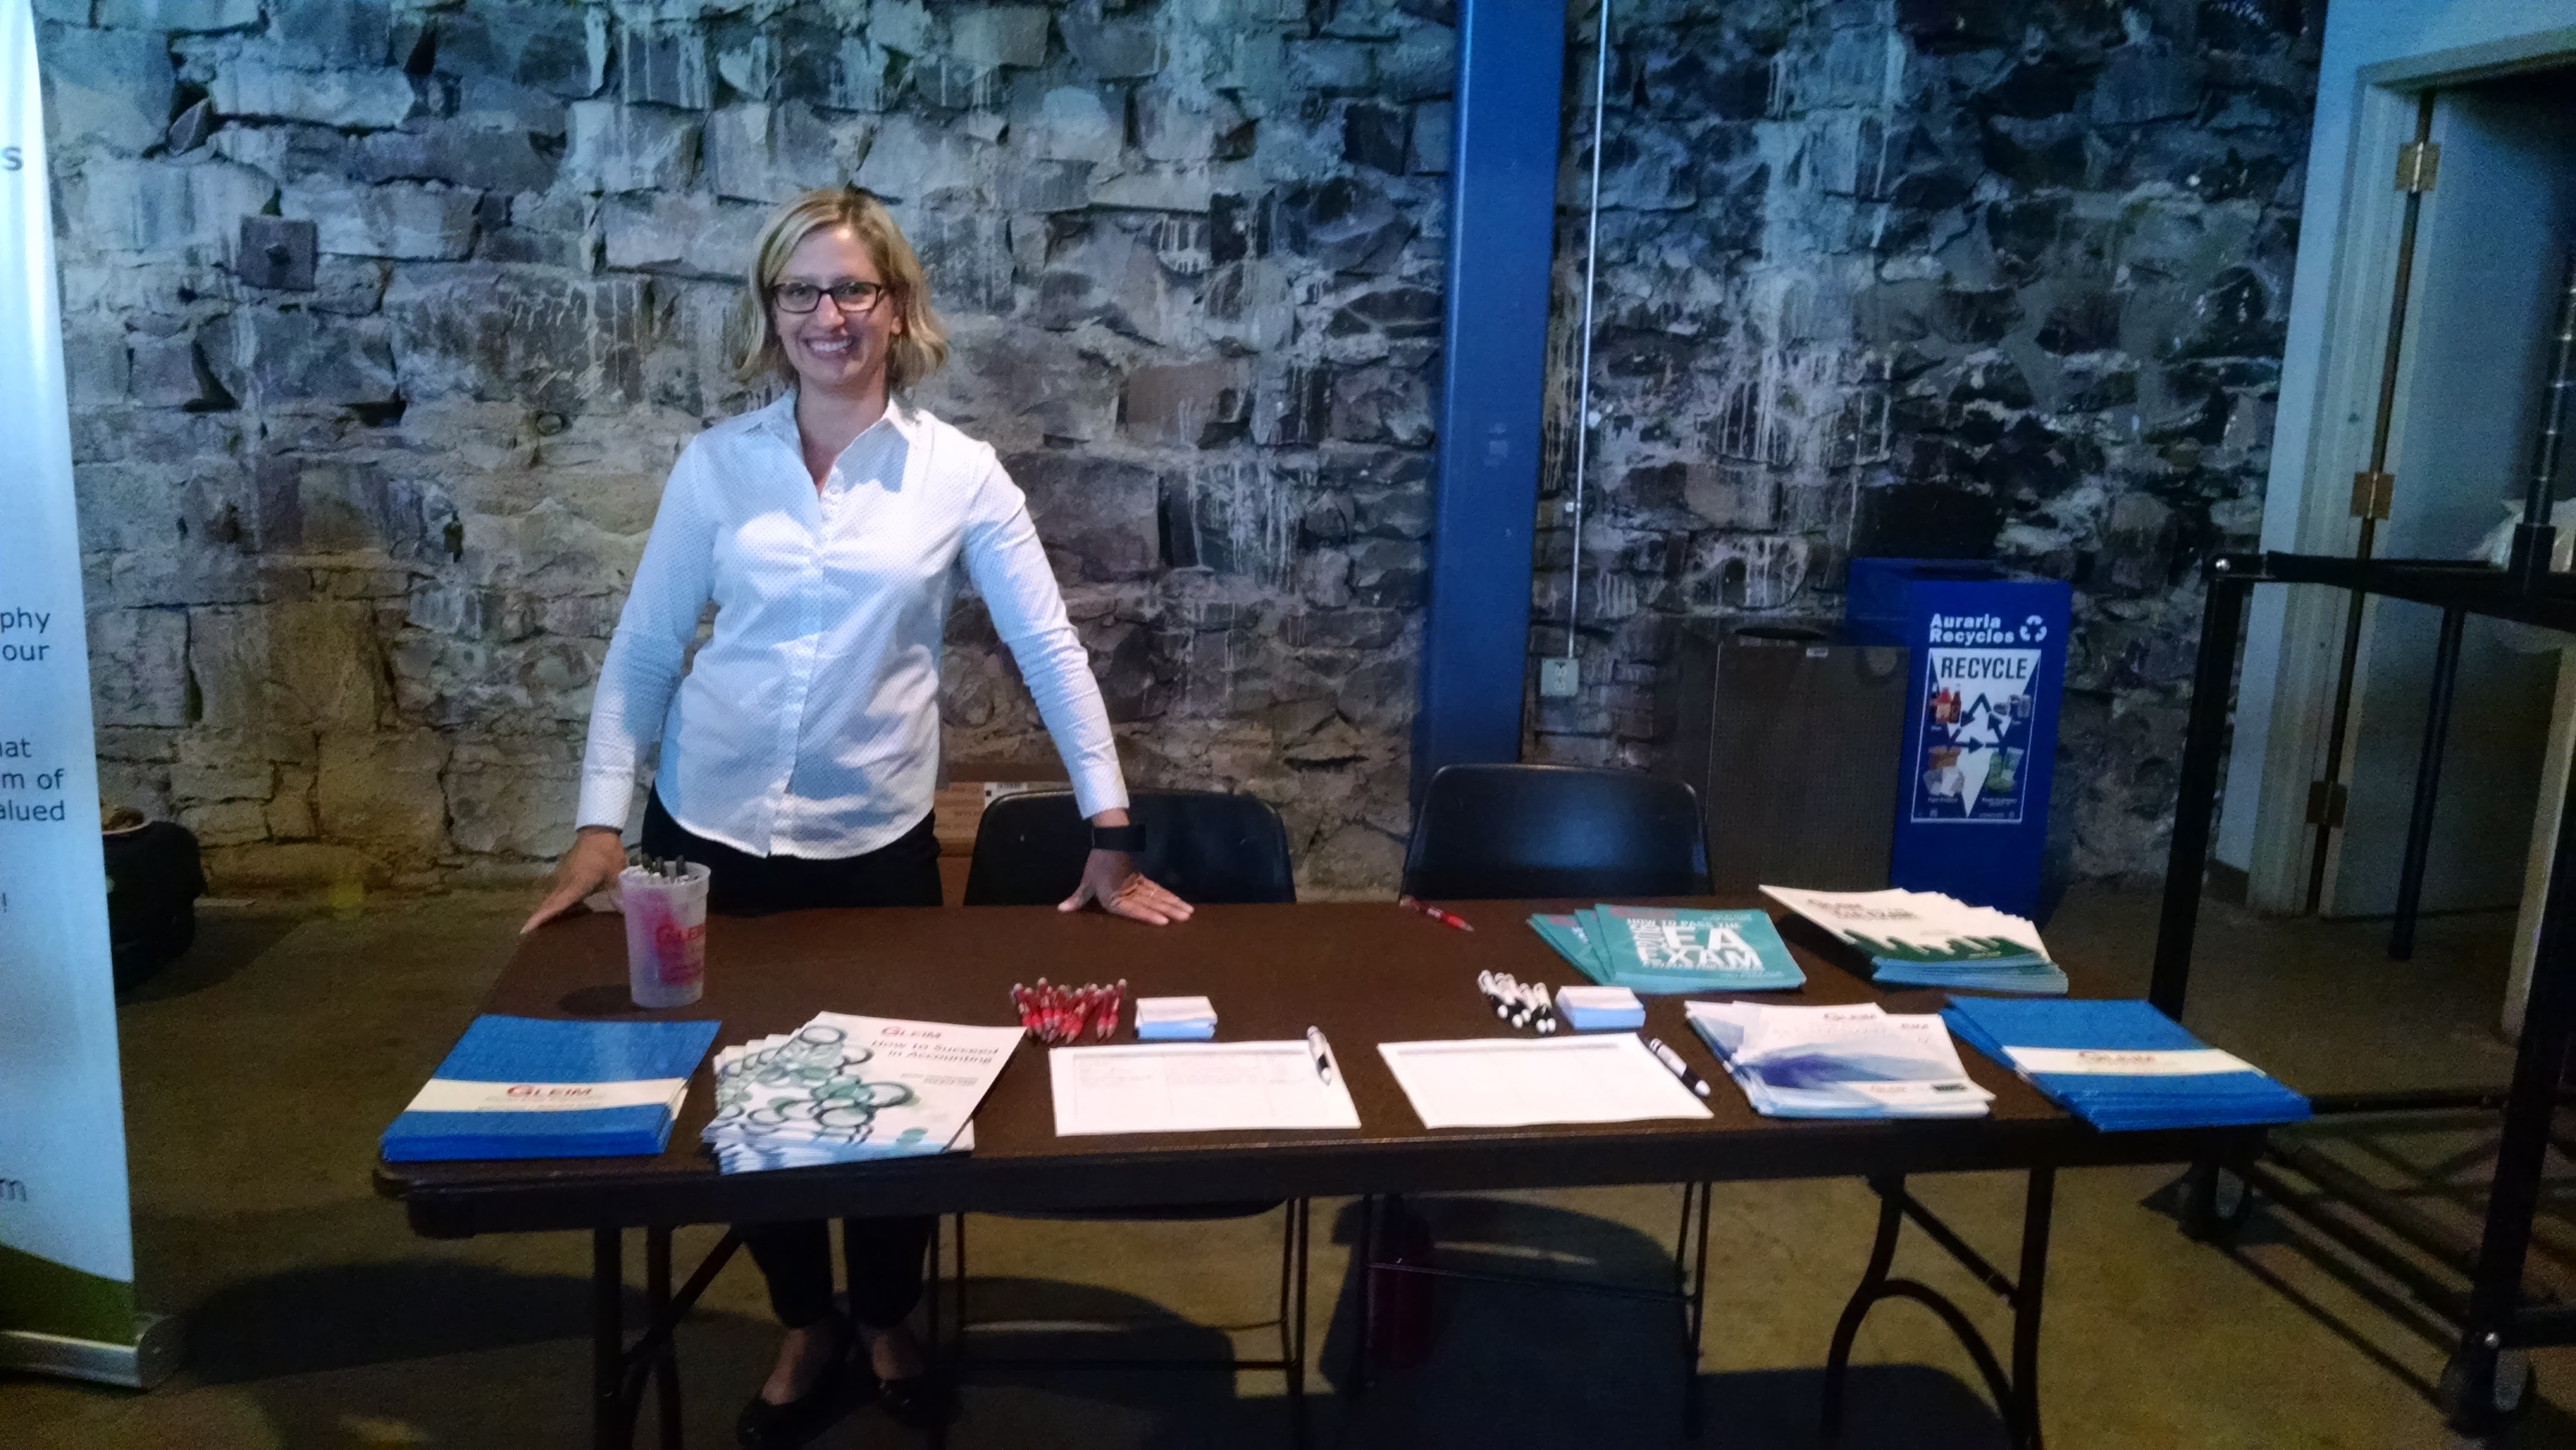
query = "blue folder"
(381, 1015, 722, 1162)
(1942, 998, 2309, 1133)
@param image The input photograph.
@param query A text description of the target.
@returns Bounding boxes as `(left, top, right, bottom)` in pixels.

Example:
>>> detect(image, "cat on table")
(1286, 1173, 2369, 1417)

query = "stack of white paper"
(1684, 1001, 1993, 1119)
(702, 1013, 1024, 1173)
(1049, 1041, 1360, 1135)
(1375, 1035, 1713, 1129)
(1758, 886, 2068, 994)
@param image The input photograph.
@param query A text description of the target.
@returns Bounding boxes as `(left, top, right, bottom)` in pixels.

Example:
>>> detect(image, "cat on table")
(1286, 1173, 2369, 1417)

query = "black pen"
(1646, 1037, 1712, 1098)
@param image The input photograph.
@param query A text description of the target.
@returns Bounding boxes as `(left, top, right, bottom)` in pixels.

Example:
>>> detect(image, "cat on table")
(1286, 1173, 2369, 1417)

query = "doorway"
(2324, 72, 2576, 919)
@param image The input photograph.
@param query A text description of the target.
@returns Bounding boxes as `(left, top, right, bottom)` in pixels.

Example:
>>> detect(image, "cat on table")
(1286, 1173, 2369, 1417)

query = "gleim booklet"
(381, 1014, 722, 1162)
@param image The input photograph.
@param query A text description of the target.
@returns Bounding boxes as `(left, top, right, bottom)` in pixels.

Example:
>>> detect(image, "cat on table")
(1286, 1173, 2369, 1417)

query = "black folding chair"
(1400, 761, 1712, 901)
(961, 787, 1298, 908)
(1360, 763, 1719, 1433)
(940, 788, 1310, 1446)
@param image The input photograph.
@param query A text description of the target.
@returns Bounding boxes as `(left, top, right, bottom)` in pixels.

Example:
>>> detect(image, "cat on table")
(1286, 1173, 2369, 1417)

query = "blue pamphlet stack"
(381, 1015, 721, 1162)
(1942, 997, 2311, 1132)
(1683, 1001, 1992, 1119)
(1761, 885, 2068, 994)
(1530, 906, 1805, 994)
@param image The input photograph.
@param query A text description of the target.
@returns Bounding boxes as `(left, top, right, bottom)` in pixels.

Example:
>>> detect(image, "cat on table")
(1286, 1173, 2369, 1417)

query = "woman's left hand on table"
(1061, 850, 1194, 925)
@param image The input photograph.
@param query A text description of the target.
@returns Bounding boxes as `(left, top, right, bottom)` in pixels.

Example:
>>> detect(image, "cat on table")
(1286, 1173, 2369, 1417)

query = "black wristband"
(1089, 823, 1147, 853)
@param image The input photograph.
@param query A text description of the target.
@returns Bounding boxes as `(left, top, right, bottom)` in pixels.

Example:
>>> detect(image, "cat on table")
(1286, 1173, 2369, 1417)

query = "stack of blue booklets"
(1761, 885, 2069, 994)
(1943, 997, 2310, 1132)
(381, 1015, 721, 1162)
(1531, 906, 1805, 994)
(1685, 1001, 1992, 1119)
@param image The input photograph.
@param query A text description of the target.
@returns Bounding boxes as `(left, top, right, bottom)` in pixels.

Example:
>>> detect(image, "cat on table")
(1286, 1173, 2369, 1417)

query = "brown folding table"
(376, 899, 2265, 1450)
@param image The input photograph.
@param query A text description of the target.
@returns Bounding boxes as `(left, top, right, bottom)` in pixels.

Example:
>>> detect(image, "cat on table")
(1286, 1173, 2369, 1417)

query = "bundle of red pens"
(1008, 977, 1128, 1045)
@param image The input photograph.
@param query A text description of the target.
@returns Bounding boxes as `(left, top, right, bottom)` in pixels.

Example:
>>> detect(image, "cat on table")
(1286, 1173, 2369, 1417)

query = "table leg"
(1288, 1198, 1311, 1449)
(1819, 1173, 2051, 1449)
(926, 1216, 945, 1378)
(1348, 1194, 1376, 1399)
(646, 1226, 681, 1450)
(593, 1227, 627, 1450)
(928, 1215, 951, 1450)
(1679, 1182, 1713, 1439)
(1819, 1181, 1903, 1441)
(2011, 1169, 2055, 1450)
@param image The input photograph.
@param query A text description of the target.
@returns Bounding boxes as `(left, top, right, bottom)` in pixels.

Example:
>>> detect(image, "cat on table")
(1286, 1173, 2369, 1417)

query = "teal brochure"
(1528, 914, 1608, 981)
(1586, 906, 1806, 993)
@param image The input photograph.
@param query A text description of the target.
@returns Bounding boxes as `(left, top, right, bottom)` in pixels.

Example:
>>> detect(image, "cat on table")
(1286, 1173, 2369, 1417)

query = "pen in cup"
(1646, 1036, 1711, 1098)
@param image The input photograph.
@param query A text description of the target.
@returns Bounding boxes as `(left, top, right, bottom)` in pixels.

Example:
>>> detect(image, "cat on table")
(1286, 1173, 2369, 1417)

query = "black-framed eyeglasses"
(770, 279, 887, 314)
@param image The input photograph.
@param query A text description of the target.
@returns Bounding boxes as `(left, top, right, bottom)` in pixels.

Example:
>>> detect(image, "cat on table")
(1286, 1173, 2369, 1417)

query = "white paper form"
(1375, 1035, 1715, 1129)
(1049, 1042, 1362, 1136)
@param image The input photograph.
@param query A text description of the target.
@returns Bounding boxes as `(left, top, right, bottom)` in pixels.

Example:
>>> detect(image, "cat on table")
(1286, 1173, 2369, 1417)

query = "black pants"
(642, 793, 942, 1330)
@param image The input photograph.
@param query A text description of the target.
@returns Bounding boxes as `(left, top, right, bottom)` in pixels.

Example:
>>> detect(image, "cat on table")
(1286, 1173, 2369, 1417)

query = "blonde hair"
(727, 187, 949, 393)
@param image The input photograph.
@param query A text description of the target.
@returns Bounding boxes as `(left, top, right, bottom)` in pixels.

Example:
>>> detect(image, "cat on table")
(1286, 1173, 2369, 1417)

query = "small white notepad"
(1376, 1035, 1714, 1129)
(1050, 1041, 1362, 1136)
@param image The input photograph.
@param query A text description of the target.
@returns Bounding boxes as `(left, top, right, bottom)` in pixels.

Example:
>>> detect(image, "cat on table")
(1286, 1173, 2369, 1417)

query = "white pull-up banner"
(0, 0, 150, 1386)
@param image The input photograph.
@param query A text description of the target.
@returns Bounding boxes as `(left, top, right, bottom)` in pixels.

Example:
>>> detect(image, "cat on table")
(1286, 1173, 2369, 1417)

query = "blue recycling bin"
(1846, 559, 2070, 919)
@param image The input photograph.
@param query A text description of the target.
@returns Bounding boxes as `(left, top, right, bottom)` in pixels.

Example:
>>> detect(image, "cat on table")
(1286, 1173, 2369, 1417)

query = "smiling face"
(770, 225, 906, 400)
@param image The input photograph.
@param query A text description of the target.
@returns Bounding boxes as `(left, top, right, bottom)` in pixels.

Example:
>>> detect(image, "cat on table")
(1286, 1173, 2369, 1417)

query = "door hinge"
(2351, 469, 2395, 520)
(2306, 780, 2349, 828)
(2396, 141, 2440, 193)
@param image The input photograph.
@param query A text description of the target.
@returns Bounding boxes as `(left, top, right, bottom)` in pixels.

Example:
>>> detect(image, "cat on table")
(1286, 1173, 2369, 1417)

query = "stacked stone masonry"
(1525, 0, 2318, 882)
(54, 0, 2315, 896)
(58, 0, 1454, 896)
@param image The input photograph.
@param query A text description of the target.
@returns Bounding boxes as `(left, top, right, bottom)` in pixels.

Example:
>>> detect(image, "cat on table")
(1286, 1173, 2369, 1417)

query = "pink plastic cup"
(619, 862, 710, 1008)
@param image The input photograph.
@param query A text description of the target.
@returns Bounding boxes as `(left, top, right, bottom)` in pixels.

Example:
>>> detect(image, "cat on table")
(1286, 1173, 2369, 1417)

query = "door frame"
(2237, 27, 2576, 913)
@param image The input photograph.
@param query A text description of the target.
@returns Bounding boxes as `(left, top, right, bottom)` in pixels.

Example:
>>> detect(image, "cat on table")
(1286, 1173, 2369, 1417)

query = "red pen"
(1399, 895, 1475, 932)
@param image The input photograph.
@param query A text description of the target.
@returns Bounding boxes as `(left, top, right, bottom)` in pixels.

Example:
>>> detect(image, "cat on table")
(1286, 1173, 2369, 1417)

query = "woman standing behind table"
(522, 186, 1193, 1448)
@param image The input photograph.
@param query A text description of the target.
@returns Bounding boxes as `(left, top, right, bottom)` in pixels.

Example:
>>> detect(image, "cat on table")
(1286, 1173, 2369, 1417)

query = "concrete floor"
(4, 884, 2574, 1448)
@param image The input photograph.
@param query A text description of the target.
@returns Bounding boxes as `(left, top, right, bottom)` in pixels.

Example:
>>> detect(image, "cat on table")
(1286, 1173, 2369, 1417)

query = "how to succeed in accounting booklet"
(381, 1015, 723, 1162)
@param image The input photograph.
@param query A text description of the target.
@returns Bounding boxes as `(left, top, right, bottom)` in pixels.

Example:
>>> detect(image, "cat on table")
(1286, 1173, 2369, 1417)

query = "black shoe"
(736, 1324, 865, 1450)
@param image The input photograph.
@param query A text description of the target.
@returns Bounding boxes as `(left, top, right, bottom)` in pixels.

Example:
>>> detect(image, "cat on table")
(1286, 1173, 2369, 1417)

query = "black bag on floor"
(103, 817, 204, 991)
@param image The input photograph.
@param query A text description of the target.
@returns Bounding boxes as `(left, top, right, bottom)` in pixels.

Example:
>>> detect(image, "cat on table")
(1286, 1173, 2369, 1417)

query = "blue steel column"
(1410, 0, 1569, 807)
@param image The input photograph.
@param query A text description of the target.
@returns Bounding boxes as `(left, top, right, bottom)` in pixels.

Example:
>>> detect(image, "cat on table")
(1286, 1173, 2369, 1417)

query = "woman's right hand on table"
(522, 827, 630, 934)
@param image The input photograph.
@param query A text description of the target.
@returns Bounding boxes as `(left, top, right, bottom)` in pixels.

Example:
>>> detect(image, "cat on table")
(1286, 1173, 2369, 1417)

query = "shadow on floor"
(185, 1258, 625, 1382)
(2138, 1135, 2576, 1448)
(117, 909, 305, 1003)
(894, 1195, 2008, 1446)
(85, 1186, 2017, 1448)
(861, 1363, 2002, 1450)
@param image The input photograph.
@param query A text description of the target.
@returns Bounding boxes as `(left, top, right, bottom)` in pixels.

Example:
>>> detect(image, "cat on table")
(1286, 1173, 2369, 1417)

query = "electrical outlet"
(1539, 656, 1580, 698)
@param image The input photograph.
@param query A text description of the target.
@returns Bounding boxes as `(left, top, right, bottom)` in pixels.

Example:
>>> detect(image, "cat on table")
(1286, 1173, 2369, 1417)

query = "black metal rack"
(2152, 547, 2576, 1433)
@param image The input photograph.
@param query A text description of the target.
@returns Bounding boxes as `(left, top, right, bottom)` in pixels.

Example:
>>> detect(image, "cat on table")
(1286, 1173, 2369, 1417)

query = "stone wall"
(55, 0, 1452, 894)
(55, 0, 2321, 897)
(1523, 0, 2319, 881)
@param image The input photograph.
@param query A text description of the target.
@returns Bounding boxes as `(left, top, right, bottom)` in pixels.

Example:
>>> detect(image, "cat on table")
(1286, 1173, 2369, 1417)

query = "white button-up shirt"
(576, 393, 1127, 857)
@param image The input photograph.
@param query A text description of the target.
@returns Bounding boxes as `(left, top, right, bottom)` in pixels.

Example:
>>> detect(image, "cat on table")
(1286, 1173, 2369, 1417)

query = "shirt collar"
(757, 391, 921, 450)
